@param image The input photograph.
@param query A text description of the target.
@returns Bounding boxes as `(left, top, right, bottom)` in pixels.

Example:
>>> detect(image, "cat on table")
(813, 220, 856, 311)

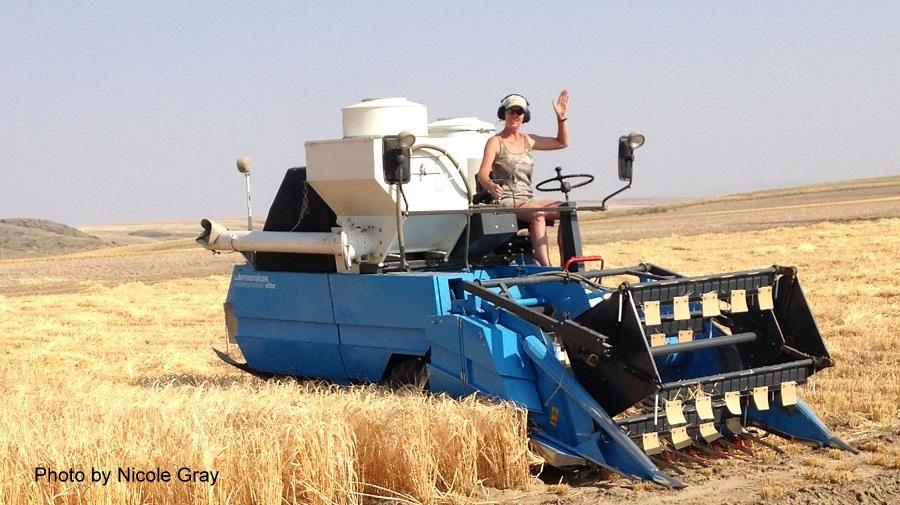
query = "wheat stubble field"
(1, 180, 899, 504)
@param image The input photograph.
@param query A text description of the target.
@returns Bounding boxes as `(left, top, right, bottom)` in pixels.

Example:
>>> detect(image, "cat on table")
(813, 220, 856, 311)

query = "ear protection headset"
(497, 93, 531, 123)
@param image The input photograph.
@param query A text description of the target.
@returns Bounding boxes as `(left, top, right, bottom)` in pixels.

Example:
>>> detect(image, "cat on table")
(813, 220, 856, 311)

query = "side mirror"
(617, 131, 645, 182)
(602, 132, 644, 211)
(382, 131, 416, 184)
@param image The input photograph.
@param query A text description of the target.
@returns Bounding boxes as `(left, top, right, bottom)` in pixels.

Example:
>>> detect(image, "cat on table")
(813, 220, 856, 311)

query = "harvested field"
(1, 179, 899, 504)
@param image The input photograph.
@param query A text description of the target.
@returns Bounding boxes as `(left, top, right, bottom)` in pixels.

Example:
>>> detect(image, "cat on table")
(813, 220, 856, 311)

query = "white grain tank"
(426, 117, 496, 195)
(305, 98, 484, 269)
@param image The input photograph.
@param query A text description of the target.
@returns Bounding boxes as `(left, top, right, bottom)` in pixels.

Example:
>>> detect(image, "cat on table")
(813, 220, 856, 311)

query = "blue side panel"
(227, 265, 335, 323)
(236, 318, 346, 379)
(424, 314, 542, 412)
(339, 325, 430, 380)
(227, 266, 346, 377)
(330, 273, 456, 379)
(522, 335, 683, 487)
(425, 315, 467, 393)
(427, 364, 471, 398)
(329, 273, 451, 327)
(462, 317, 543, 412)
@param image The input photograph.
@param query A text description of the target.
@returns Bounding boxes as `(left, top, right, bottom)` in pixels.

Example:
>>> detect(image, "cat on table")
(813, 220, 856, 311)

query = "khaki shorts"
(497, 195, 534, 208)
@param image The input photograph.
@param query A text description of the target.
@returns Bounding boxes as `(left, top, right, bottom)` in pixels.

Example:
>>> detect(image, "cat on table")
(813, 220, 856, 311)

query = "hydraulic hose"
(412, 144, 473, 202)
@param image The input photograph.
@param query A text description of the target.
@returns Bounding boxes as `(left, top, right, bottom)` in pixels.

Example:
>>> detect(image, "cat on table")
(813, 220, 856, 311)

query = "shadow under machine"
(197, 97, 853, 487)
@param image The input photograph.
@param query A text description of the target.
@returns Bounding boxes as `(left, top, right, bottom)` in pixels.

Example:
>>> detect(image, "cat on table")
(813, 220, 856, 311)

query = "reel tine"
(711, 440, 753, 460)
(649, 455, 685, 476)
(740, 431, 786, 454)
(665, 445, 710, 468)
(692, 442, 727, 459)
(718, 437, 754, 456)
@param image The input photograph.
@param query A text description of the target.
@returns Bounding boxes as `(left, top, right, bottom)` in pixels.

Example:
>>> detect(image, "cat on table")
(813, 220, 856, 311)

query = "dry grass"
(864, 444, 900, 469)
(757, 482, 792, 500)
(1, 217, 898, 503)
(0, 279, 530, 504)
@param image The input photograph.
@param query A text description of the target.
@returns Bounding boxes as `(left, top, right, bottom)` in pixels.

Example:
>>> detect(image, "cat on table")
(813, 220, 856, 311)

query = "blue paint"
(747, 396, 855, 451)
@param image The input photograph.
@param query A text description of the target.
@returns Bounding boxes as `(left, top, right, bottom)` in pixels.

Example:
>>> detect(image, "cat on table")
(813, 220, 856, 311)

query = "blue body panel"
(228, 266, 335, 323)
(228, 266, 346, 378)
(425, 314, 544, 412)
(330, 273, 452, 380)
(238, 322, 345, 379)
(227, 266, 457, 382)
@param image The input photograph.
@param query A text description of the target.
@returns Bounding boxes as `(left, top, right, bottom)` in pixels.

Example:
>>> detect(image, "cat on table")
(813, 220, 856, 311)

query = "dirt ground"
(487, 430, 900, 505)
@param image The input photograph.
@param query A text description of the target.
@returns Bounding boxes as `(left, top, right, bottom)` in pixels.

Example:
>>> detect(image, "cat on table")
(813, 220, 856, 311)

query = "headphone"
(497, 93, 531, 123)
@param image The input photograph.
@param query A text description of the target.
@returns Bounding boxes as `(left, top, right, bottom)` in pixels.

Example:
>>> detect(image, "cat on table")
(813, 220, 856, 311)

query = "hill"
(0, 218, 110, 259)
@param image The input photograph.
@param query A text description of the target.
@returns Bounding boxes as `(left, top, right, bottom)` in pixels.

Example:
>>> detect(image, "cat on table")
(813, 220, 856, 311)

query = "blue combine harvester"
(198, 98, 853, 487)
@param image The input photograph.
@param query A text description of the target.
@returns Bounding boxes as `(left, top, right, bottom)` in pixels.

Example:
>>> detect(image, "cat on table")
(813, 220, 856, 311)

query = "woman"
(477, 90, 570, 266)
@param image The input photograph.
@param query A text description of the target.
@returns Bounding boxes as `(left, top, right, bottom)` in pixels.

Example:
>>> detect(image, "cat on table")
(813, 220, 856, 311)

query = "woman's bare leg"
(530, 214, 550, 266)
(514, 199, 560, 266)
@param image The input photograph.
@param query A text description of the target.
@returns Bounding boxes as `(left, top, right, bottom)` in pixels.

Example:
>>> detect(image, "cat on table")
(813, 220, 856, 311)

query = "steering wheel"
(535, 167, 594, 202)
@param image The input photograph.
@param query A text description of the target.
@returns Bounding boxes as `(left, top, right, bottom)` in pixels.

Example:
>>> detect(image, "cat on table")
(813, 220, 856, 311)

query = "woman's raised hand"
(553, 90, 569, 120)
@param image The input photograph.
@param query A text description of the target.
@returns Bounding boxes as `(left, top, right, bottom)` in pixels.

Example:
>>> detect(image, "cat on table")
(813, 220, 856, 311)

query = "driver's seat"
(472, 177, 556, 231)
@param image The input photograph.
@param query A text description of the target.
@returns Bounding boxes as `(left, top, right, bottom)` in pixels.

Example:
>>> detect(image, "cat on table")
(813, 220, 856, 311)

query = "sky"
(2, 1, 898, 226)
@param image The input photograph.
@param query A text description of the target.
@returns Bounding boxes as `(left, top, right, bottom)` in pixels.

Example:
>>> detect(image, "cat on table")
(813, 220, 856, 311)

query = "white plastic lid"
(342, 97, 428, 138)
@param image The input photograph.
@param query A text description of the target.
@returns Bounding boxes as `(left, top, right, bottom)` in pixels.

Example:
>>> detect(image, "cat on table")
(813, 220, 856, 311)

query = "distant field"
(3, 175, 897, 261)
(580, 174, 900, 243)
(1, 178, 899, 504)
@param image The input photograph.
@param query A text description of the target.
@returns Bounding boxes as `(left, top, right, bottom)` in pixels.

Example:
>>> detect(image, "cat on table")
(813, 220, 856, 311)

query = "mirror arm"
(600, 179, 633, 211)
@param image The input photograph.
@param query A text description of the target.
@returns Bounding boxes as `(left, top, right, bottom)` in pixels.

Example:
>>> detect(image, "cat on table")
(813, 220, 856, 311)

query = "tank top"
(491, 135, 534, 204)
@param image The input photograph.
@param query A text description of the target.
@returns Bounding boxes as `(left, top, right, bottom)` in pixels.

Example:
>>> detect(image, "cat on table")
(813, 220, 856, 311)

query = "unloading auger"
(198, 97, 853, 487)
